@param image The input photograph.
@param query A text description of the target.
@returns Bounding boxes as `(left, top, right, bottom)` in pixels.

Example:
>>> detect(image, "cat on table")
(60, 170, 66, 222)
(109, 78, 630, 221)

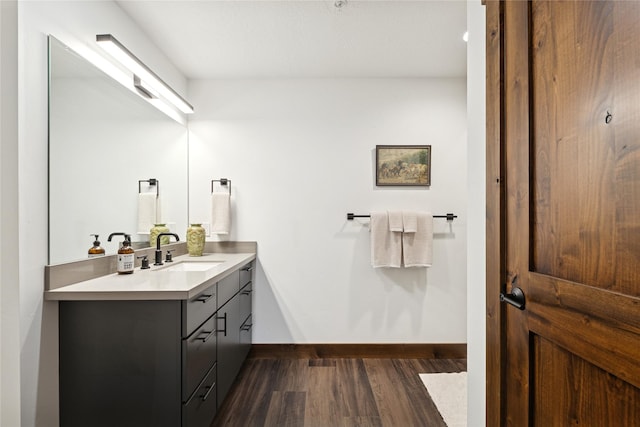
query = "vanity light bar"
(134, 75, 158, 99)
(133, 74, 183, 122)
(96, 34, 194, 114)
(133, 75, 185, 123)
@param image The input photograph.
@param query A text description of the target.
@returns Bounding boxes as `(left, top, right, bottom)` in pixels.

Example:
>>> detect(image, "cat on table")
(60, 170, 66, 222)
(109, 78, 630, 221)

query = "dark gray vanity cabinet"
(58, 260, 254, 426)
(59, 282, 219, 427)
(215, 261, 254, 408)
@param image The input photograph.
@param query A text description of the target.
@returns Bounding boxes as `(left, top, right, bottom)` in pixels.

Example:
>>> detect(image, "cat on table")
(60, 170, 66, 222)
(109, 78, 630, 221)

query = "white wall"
(189, 78, 468, 343)
(1, 2, 22, 425)
(467, 2, 487, 426)
(17, 2, 187, 425)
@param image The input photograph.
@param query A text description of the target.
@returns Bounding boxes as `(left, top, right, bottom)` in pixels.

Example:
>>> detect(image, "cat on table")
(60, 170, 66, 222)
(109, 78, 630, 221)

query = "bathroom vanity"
(45, 250, 255, 427)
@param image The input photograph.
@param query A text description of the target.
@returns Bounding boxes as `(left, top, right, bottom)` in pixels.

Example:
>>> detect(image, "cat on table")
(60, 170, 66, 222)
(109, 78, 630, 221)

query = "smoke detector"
(334, 0, 347, 9)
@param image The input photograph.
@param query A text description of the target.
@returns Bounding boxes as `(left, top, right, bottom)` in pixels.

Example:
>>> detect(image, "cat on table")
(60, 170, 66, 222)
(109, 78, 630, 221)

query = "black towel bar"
(347, 212, 457, 221)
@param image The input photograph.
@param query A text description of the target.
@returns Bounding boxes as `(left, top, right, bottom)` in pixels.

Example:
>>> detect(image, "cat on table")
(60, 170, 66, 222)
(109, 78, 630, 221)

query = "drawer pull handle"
(195, 294, 213, 303)
(200, 383, 215, 402)
(242, 265, 254, 272)
(241, 289, 253, 295)
(241, 323, 253, 332)
(195, 329, 216, 343)
(217, 313, 227, 337)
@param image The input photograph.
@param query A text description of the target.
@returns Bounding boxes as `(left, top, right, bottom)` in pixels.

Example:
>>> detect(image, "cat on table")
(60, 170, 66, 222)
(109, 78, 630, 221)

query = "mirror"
(48, 36, 188, 264)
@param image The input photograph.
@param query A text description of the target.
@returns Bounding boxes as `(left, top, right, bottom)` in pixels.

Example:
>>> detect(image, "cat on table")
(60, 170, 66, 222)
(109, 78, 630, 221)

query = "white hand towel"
(388, 210, 404, 232)
(211, 192, 231, 234)
(155, 196, 162, 224)
(370, 211, 402, 268)
(137, 193, 158, 234)
(402, 212, 433, 267)
(402, 211, 418, 233)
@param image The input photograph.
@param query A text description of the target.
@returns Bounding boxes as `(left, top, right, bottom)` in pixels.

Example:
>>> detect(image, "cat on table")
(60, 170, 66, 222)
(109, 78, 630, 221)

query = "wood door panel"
(531, 0, 640, 297)
(529, 273, 640, 335)
(528, 297, 640, 390)
(504, 2, 533, 425)
(613, 1, 640, 296)
(531, 0, 617, 289)
(485, 1, 504, 425)
(491, 1, 640, 425)
(532, 335, 640, 427)
(527, 0, 640, 400)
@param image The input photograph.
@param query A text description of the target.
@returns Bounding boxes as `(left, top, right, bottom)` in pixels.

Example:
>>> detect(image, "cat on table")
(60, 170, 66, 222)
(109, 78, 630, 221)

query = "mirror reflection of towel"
(137, 193, 159, 234)
(211, 193, 230, 234)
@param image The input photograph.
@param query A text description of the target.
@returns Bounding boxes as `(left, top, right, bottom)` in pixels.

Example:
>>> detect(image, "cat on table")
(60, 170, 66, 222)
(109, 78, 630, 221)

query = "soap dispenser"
(88, 234, 105, 258)
(117, 234, 135, 274)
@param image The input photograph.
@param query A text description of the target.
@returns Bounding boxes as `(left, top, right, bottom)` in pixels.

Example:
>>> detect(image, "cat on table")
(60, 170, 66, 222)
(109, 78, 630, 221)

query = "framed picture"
(376, 145, 431, 186)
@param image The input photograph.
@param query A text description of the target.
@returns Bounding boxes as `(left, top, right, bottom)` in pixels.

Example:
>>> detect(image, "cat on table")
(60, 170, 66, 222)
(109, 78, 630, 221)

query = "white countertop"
(44, 252, 256, 301)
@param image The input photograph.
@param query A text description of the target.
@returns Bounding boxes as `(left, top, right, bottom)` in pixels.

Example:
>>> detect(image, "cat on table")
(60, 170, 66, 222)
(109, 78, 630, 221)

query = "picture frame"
(375, 145, 431, 186)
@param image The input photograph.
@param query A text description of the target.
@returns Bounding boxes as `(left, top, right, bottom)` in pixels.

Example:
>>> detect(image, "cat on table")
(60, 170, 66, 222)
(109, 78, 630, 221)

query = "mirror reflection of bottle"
(88, 234, 105, 258)
(117, 235, 135, 274)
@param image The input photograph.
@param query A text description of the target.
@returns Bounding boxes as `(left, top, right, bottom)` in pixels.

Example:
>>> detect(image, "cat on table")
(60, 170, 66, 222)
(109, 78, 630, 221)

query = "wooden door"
(487, 1, 640, 425)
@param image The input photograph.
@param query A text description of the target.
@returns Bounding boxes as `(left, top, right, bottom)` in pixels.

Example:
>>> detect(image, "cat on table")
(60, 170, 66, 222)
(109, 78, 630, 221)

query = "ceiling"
(115, 0, 467, 80)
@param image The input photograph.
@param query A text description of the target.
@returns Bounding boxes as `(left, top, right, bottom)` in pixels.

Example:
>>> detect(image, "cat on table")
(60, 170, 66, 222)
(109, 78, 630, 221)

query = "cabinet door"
(216, 295, 240, 408)
(60, 300, 182, 427)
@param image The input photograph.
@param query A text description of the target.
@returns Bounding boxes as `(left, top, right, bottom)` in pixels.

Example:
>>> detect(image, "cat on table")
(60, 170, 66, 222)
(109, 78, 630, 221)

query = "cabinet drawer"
(239, 282, 252, 324)
(183, 316, 217, 401)
(183, 282, 216, 337)
(217, 270, 239, 308)
(240, 314, 252, 342)
(239, 261, 254, 287)
(183, 364, 217, 427)
(239, 315, 252, 361)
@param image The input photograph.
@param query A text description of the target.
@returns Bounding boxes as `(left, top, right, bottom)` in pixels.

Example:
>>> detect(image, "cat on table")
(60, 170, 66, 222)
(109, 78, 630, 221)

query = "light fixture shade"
(96, 34, 194, 114)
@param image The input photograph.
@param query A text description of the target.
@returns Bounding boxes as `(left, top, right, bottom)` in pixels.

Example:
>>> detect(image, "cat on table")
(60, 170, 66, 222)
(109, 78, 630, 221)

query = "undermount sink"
(157, 261, 224, 272)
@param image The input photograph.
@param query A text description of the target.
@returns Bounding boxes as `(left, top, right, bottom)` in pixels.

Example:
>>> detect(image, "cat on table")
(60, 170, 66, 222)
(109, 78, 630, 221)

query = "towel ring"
(139, 179, 159, 197)
(211, 179, 231, 195)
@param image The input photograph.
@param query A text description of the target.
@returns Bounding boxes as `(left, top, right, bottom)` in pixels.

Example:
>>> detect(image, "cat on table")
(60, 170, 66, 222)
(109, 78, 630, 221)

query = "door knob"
(500, 286, 525, 310)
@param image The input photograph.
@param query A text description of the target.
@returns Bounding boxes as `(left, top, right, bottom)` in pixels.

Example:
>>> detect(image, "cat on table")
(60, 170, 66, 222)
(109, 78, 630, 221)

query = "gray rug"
(419, 372, 467, 427)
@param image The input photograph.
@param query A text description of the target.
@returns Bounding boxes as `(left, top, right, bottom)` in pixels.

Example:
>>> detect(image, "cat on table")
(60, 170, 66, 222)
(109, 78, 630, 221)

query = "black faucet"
(107, 232, 127, 242)
(154, 233, 180, 266)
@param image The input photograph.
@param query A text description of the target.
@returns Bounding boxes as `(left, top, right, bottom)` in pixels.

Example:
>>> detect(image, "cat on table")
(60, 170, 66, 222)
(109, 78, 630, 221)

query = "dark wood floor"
(211, 358, 467, 427)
